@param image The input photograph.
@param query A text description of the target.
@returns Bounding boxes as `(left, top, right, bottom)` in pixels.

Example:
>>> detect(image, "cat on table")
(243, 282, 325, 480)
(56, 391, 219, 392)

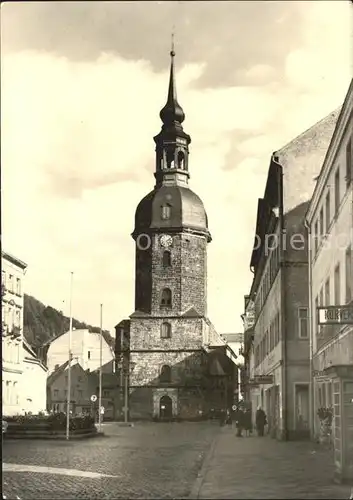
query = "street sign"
(100, 406, 105, 414)
(90, 395, 97, 402)
(232, 405, 237, 411)
(318, 305, 353, 325)
(249, 375, 273, 385)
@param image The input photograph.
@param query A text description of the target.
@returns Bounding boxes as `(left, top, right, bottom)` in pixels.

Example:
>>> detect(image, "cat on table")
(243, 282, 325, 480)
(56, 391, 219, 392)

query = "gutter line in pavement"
(188, 432, 219, 499)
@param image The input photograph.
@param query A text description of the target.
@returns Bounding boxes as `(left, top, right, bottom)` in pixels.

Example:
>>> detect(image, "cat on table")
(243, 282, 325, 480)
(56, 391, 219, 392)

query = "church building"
(115, 48, 238, 421)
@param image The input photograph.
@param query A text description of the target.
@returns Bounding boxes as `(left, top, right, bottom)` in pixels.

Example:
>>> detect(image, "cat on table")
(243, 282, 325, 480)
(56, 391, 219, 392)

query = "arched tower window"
(161, 204, 171, 220)
(166, 149, 175, 169)
(160, 288, 172, 308)
(177, 150, 185, 170)
(160, 364, 171, 383)
(161, 322, 172, 339)
(162, 251, 171, 267)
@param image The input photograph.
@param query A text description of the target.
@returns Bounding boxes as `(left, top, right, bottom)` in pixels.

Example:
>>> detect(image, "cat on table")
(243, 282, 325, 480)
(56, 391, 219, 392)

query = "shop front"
(324, 365, 353, 483)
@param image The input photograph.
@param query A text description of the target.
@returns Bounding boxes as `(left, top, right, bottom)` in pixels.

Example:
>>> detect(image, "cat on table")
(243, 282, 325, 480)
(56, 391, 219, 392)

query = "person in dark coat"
(244, 408, 253, 436)
(255, 406, 267, 436)
(225, 409, 232, 427)
(234, 407, 245, 437)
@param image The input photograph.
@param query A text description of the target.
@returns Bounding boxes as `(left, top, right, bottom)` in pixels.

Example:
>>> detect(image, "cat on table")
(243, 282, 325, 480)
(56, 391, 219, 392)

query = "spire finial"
(171, 27, 175, 57)
(159, 29, 185, 126)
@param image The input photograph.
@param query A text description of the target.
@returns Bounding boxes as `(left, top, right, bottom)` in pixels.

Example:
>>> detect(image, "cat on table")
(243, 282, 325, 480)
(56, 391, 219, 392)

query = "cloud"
(1, 1, 351, 334)
(2, 1, 305, 88)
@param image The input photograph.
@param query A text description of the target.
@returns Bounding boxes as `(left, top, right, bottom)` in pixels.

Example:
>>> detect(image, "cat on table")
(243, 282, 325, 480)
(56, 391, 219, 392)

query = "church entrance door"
(159, 395, 173, 420)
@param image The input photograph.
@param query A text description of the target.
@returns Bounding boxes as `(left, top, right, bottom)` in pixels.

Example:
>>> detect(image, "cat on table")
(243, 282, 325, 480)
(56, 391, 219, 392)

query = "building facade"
(46, 328, 114, 375)
(244, 111, 340, 440)
(22, 339, 48, 414)
(305, 79, 353, 482)
(47, 360, 93, 414)
(2, 251, 27, 416)
(115, 49, 235, 421)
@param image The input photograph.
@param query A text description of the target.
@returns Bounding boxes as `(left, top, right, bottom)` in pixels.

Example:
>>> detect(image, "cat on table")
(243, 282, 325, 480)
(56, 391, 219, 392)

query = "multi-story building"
(2, 251, 27, 416)
(245, 110, 341, 440)
(305, 79, 353, 482)
(22, 339, 48, 414)
(46, 328, 114, 375)
(47, 360, 94, 414)
(242, 295, 256, 411)
(115, 49, 236, 421)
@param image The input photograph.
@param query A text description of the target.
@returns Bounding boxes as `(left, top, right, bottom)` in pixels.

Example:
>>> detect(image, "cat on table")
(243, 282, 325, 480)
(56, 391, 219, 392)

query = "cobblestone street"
(3, 422, 352, 499)
(2, 422, 219, 499)
(192, 426, 352, 499)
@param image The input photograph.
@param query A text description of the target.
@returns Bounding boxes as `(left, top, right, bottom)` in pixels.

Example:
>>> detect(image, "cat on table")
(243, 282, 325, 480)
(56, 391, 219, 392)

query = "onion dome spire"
(159, 34, 185, 126)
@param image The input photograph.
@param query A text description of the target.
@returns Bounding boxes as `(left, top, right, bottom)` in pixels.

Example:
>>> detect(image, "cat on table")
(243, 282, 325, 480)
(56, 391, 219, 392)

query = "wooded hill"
(23, 294, 115, 349)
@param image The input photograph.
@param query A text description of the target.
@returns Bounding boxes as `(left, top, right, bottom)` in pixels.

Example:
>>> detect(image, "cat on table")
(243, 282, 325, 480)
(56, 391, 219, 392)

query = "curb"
(188, 432, 219, 499)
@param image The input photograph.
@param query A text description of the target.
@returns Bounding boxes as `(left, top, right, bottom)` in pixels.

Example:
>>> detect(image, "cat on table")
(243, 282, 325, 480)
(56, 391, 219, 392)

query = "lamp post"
(66, 272, 74, 441)
(98, 304, 103, 433)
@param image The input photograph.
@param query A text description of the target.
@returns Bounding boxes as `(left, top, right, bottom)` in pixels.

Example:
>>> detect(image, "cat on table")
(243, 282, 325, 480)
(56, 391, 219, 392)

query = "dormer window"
(161, 204, 171, 220)
(163, 251, 171, 267)
(160, 288, 172, 308)
(161, 322, 172, 339)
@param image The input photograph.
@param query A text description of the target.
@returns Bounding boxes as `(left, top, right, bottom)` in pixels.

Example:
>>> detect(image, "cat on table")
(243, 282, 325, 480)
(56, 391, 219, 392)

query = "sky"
(1, 1, 352, 336)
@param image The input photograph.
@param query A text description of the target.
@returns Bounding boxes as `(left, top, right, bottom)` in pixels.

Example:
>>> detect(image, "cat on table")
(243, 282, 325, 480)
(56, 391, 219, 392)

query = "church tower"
(126, 48, 218, 420)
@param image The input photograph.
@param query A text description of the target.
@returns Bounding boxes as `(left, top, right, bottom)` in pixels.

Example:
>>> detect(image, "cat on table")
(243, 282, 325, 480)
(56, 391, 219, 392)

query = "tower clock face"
(160, 234, 173, 247)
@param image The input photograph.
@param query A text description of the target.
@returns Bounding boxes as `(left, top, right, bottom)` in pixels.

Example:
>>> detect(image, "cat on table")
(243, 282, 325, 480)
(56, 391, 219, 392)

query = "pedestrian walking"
(225, 409, 232, 427)
(255, 406, 267, 437)
(244, 408, 253, 436)
(234, 406, 244, 437)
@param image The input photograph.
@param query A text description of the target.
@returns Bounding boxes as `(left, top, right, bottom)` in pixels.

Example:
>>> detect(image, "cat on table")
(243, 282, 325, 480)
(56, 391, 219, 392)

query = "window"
(162, 251, 171, 267)
(346, 138, 352, 188)
(334, 263, 341, 305)
(2, 271, 5, 285)
(8, 274, 13, 292)
(346, 246, 352, 304)
(53, 389, 59, 397)
(325, 191, 330, 233)
(161, 322, 171, 339)
(315, 296, 319, 333)
(16, 278, 21, 295)
(319, 287, 324, 306)
(177, 150, 185, 170)
(103, 390, 110, 397)
(298, 308, 308, 338)
(334, 168, 340, 213)
(78, 390, 83, 398)
(160, 365, 171, 383)
(161, 204, 171, 220)
(314, 220, 319, 254)
(160, 288, 172, 308)
(319, 207, 324, 238)
(324, 278, 330, 306)
(65, 390, 67, 398)
(88, 351, 91, 359)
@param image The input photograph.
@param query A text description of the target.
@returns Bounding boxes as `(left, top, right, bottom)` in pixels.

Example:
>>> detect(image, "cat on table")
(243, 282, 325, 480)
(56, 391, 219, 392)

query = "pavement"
(191, 426, 352, 499)
(2, 421, 219, 499)
(3, 422, 352, 500)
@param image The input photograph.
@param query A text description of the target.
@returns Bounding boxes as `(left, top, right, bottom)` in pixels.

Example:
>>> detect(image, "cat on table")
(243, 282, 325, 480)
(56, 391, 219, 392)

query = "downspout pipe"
(272, 152, 287, 440)
(304, 217, 315, 440)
